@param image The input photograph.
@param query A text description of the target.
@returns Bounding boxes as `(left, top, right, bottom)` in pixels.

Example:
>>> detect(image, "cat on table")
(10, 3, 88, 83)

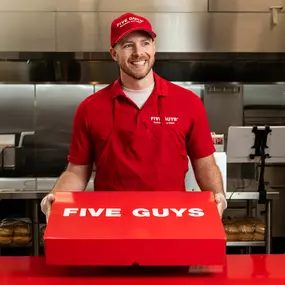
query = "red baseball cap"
(110, 12, 156, 47)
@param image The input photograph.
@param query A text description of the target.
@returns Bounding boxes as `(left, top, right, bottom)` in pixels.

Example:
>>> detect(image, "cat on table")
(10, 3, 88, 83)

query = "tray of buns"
(0, 217, 32, 245)
(223, 217, 265, 241)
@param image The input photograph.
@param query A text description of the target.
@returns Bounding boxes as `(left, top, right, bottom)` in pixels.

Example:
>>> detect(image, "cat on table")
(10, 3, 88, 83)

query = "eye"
(142, 41, 150, 46)
(123, 43, 132, 48)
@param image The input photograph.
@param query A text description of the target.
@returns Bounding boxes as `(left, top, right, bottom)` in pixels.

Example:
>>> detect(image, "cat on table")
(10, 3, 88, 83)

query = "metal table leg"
(246, 246, 252, 254)
(265, 199, 272, 254)
(32, 199, 40, 256)
(247, 200, 253, 217)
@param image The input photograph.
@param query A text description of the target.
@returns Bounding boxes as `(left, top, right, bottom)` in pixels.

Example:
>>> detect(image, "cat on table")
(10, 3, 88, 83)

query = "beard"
(119, 57, 155, 80)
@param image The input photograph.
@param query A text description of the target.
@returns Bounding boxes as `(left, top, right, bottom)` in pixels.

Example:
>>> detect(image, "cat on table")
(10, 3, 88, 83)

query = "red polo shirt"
(68, 72, 215, 170)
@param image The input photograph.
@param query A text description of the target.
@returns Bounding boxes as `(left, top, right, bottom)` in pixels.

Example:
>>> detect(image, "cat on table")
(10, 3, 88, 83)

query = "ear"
(152, 39, 156, 53)
(110, 47, 117, 62)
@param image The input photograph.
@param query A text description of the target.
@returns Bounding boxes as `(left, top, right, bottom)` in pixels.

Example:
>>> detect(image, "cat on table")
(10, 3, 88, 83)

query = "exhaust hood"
(0, 0, 284, 53)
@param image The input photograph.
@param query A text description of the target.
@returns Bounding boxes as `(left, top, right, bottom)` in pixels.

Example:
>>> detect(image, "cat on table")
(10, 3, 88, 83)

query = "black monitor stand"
(249, 126, 272, 204)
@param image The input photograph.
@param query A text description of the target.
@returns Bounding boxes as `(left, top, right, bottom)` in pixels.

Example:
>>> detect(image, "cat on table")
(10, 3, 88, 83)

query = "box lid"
(44, 191, 226, 266)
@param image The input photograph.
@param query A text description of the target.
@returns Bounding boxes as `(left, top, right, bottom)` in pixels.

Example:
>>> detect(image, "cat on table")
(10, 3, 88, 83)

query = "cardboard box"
(44, 191, 226, 266)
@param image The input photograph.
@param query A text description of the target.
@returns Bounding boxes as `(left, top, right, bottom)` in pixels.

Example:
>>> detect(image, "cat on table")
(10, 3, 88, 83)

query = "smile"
(131, 60, 146, 66)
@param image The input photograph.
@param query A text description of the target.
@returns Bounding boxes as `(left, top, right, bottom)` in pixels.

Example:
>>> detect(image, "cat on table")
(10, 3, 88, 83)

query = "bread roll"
(14, 225, 30, 236)
(224, 224, 240, 234)
(253, 232, 265, 241)
(13, 235, 31, 244)
(0, 226, 13, 236)
(0, 235, 12, 244)
(226, 233, 239, 241)
(238, 223, 255, 234)
(255, 223, 265, 234)
(238, 233, 253, 241)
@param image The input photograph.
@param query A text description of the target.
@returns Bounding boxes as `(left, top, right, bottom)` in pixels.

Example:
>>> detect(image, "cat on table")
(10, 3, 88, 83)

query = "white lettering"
(80, 208, 86, 216)
(79, 208, 105, 217)
(150, 116, 179, 125)
(63, 208, 119, 217)
(132, 208, 150, 217)
(106, 208, 121, 217)
(129, 17, 143, 23)
(170, 208, 187, 216)
(132, 208, 204, 217)
(63, 207, 204, 217)
(116, 17, 143, 28)
(63, 208, 78, 216)
(87, 208, 105, 217)
(188, 208, 204, 217)
(165, 117, 178, 122)
(117, 18, 128, 27)
(152, 208, 169, 217)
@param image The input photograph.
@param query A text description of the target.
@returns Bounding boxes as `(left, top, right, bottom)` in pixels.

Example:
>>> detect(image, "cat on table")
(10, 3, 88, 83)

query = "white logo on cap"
(117, 17, 144, 28)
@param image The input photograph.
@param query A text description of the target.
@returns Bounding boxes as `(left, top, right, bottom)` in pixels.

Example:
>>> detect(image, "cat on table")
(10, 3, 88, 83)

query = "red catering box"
(44, 191, 226, 266)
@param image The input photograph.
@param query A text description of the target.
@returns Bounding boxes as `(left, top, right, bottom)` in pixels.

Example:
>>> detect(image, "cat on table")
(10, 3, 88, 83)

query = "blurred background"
(0, 0, 285, 256)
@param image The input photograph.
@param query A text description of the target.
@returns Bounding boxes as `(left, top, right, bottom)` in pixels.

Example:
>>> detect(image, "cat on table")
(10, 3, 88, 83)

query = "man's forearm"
(51, 170, 90, 194)
(195, 164, 224, 196)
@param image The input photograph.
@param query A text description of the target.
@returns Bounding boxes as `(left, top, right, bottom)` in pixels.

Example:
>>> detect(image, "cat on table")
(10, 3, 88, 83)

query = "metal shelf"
(227, 241, 265, 247)
(226, 191, 279, 200)
(0, 190, 280, 200)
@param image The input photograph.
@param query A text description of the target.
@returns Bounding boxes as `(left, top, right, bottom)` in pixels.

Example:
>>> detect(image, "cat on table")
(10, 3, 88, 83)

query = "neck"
(120, 69, 154, 90)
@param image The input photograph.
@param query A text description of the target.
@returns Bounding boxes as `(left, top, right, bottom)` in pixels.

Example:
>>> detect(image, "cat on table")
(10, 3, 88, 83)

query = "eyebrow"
(121, 39, 151, 45)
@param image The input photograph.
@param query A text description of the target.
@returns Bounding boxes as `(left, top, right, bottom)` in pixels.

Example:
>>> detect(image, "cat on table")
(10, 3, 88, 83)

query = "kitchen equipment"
(185, 152, 227, 193)
(0, 132, 34, 171)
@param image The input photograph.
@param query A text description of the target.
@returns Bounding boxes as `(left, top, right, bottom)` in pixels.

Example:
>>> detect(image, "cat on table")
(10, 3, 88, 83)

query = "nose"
(132, 43, 144, 57)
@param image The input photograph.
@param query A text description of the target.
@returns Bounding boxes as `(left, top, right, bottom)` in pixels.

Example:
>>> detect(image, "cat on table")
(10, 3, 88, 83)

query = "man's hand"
(214, 193, 227, 218)
(40, 194, 55, 223)
(39, 163, 92, 223)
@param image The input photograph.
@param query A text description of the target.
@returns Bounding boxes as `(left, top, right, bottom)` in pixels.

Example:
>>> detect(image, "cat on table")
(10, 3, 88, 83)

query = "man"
(41, 12, 227, 222)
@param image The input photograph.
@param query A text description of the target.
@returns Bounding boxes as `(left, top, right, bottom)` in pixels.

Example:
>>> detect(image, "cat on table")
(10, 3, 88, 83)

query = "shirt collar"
(110, 71, 169, 98)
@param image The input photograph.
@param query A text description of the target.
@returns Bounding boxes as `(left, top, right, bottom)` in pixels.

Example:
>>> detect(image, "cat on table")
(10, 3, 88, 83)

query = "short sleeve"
(187, 97, 215, 160)
(67, 100, 94, 165)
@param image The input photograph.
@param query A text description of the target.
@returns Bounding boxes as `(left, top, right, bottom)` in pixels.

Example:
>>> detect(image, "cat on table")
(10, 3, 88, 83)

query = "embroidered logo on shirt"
(150, 117, 179, 125)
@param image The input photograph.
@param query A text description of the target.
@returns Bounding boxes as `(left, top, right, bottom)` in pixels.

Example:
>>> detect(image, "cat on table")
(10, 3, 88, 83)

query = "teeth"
(132, 61, 145, 65)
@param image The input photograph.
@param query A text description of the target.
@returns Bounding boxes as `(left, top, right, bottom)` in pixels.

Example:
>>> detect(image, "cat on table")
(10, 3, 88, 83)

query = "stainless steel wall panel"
(56, 12, 100, 51)
(0, 85, 35, 177)
(35, 84, 94, 175)
(56, 11, 285, 52)
(244, 84, 285, 106)
(56, 12, 209, 52)
(209, 0, 285, 12)
(56, 0, 208, 12)
(0, 3, 283, 52)
(208, 13, 285, 52)
(0, 12, 55, 52)
(35, 84, 94, 147)
(0, 0, 56, 11)
(203, 84, 243, 135)
(0, 85, 34, 133)
(96, 12, 210, 52)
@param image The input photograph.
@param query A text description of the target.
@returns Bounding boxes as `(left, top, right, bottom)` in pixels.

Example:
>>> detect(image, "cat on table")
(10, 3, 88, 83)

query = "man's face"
(110, 31, 156, 80)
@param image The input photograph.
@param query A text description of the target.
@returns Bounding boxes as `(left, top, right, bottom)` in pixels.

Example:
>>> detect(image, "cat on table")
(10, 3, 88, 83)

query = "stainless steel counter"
(0, 177, 279, 255)
(0, 177, 280, 199)
(0, 177, 94, 192)
(0, 190, 280, 200)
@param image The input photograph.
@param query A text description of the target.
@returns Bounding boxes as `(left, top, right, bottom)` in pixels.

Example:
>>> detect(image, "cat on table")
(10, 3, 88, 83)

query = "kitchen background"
(0, 0, 285, 255)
